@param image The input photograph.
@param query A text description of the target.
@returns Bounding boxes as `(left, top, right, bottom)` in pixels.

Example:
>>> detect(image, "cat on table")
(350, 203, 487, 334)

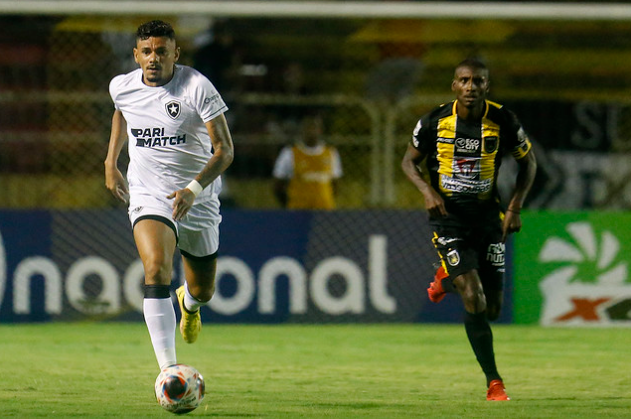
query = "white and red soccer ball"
(154, 364, 205, 414)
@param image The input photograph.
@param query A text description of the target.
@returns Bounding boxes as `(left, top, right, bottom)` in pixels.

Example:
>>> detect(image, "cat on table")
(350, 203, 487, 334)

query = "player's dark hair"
(455, 57, 488, 74)
(136, 20, 176, 41)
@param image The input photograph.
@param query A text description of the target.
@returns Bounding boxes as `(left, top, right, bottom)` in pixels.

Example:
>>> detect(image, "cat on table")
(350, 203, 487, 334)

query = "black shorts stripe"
(180, 248, 218, 261)
(133, 215, 178, 243)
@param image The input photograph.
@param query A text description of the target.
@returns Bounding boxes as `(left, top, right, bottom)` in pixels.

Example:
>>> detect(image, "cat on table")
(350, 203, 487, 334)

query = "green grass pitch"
(0, 323, 630, 418)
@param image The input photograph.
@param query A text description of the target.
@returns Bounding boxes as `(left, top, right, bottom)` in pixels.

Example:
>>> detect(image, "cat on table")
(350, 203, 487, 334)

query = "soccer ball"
(154, 364, 205, 414)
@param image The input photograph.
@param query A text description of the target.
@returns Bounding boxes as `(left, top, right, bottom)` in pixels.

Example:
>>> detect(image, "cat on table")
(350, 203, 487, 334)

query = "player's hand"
(105, 166, 129, 203)
(423, 189, 448, 218)
(502, 210, 522, 242)
(167, 188, 196, 221)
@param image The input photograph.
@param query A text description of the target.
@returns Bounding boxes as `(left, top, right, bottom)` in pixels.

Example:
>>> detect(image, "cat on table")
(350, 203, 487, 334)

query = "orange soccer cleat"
(486, 380, 510, 401)
(427, 265, 448, 303)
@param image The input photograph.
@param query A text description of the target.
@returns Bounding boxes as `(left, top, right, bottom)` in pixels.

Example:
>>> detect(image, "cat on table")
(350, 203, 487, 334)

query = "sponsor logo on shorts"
(131, 206, 143, 214)
(486, 242, 505, 266)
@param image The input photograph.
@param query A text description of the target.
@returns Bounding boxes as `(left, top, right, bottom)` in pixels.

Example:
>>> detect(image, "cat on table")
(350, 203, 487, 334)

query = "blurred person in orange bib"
(273, 114, 343, 209)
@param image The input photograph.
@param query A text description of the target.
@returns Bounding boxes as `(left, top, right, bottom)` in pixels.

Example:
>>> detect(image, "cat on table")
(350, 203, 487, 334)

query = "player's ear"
(174, 46, 181, 62)
(451, 79, 457, 92)
(133, 48, 139, 64)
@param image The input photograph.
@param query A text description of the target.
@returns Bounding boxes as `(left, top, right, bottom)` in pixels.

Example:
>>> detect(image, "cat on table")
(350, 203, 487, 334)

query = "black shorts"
(430, 214, 505, 291)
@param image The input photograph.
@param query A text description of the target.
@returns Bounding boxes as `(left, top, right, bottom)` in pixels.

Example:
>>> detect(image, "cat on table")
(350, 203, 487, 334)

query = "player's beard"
(144, 65, 175, 86)
(145, 67, 162, 83)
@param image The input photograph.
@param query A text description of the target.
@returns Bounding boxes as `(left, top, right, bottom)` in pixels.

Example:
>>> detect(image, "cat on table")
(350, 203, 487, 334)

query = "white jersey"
(109, 64, 228, 203)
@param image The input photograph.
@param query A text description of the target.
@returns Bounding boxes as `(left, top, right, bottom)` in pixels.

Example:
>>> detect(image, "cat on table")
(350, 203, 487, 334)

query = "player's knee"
(459, 284, 487, 313)
(188, 282, 215, 303)
(486, 304, 501, 321)
(485, 291, 503, 321)
(197, 287, 214, 303)
(143, 261, 172, 285)
(471, 291, 487, 313)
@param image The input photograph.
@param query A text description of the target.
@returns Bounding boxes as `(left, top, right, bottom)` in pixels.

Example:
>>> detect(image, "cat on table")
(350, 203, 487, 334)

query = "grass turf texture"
(0, 324, 630, 418)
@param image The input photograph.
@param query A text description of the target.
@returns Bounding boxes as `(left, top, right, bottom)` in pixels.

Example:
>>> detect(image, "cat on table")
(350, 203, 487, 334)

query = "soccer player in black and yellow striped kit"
(401, 58, 537, 401)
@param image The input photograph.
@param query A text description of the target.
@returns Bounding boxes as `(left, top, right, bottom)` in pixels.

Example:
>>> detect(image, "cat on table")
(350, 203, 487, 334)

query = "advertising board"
(0, 209, 491, 323)
(514, 212, 631, 326)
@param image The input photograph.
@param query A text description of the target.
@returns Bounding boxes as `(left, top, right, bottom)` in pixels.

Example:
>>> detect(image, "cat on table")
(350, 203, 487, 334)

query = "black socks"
(464, 311, 501, 386)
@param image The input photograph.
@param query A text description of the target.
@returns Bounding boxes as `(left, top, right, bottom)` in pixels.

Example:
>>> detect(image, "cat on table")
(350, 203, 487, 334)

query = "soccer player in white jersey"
(104, 20, 234, 370)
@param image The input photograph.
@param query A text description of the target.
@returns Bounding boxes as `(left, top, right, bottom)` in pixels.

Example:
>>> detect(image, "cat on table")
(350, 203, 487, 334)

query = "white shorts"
(128, 191, 221, 257)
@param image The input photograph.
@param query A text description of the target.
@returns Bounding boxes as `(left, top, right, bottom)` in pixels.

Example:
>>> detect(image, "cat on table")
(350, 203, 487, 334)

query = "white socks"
(143, 283, 205, 369)
(183, 282, 204, 312)
(143, 297, 177, 370)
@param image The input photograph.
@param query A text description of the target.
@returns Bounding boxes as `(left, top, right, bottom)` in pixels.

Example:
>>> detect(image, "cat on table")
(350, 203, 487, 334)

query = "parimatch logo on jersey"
(131, 127, 187, 148)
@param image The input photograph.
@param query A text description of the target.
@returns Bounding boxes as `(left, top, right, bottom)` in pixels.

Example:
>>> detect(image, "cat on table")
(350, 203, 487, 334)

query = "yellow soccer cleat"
(176, 286, 201, 344)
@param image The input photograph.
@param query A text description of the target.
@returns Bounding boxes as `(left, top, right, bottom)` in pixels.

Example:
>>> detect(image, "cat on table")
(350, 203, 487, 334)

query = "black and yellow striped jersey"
(411, 100, 532, 216)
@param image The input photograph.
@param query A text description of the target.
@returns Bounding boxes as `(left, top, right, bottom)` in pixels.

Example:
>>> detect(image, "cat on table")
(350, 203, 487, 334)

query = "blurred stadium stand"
(1, 2, 631, 210)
